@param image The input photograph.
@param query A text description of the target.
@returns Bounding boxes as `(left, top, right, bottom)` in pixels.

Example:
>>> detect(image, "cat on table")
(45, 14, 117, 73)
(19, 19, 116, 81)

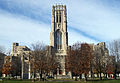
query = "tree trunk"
(39, 70, 43, 81)
(105, 73, 107, 79)
(71, 72, 73, 79)
(72, 74, 73, 79)
(114, 65, 117, 80)
(103, 73, 105, 79)
(114, 71, 117, 80)
(32, 71, 35, 82)
(97, 73, 99, 78)
(100, 72, 102, 80)
(85, 74, 87, 82)
(75, 76, 77, 81)
(79, 74, 82, 80)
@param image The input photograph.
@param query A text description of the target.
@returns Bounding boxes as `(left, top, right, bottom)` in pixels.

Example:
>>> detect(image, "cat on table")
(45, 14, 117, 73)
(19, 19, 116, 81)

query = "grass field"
(0, 80, 120, 83)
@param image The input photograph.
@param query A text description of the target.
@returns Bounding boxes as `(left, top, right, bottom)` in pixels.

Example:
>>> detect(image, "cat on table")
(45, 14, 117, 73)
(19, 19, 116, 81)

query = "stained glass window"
(56, 30, 62, 49)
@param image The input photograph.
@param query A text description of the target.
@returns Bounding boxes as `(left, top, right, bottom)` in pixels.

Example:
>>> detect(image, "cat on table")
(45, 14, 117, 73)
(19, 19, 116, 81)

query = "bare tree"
(2, 56, 21, 78)
(80, 43, 93, 81)
(102, 56, 114, 79)
(66, 42, 81, 80)
(0, 45, 6, 77)
(2, 62, 12, 77)
(108, 40, 120, 79)
(45, 53, 59, 79)
(30, 42, 46, 80)
(66, 42, 93, 81)
(30, 42, 59, 81)
(94, 46, 104, 80)
(0, 45, 5, 53)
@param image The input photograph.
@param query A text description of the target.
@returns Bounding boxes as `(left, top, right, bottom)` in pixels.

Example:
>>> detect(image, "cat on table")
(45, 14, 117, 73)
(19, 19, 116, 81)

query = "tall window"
(56, 30, 62, 49)
(56, 12, 61, 23)
(59, 12, 61, 23)
(56, 12, 58, 23)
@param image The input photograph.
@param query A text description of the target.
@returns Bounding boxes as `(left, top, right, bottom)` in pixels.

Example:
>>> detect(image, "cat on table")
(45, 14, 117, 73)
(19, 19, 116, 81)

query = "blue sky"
(0, 0, 120, 51)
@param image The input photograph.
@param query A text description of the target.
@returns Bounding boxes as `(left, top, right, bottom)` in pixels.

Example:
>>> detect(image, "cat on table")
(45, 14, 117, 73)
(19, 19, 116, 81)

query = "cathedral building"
(50, 5, 68, 75)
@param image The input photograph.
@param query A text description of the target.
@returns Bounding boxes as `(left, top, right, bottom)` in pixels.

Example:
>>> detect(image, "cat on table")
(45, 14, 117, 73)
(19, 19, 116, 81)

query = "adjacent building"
(2, 43, 31, 79)
(91, 42, 115, 78)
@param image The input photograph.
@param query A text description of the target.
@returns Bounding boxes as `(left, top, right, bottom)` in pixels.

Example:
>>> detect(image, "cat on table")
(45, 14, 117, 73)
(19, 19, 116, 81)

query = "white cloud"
(68, 29, 98, 46)
(0, 9, 50, 49)
(66, 0, 120, 41)
(1, 0, 120, 51)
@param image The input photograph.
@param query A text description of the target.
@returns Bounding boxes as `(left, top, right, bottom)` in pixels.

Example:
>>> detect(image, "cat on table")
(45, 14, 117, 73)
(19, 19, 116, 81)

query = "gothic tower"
(50, 5, 68, 75)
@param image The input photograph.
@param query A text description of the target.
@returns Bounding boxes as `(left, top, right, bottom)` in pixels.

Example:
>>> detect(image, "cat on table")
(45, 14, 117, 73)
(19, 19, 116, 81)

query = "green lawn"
(0, 80, 120, 83)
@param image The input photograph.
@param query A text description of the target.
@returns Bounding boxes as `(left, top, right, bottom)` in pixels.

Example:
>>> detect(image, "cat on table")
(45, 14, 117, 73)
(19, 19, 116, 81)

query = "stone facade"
(91, 42, 115, 77)
(50, 5, 68, 75)
(12, 43, 31, 79)
(93, 42, 109, 56)
(3, 43, 31, 79)
(12, 43, 30, 56)
(93, 42, 112, 66)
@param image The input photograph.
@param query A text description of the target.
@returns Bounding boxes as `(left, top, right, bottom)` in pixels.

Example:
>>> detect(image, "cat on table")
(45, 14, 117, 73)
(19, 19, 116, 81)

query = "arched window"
(56, 30, 62, 49)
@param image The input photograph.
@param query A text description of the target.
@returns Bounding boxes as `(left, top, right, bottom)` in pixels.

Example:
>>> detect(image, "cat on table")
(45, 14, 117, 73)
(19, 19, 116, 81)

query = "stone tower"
(50, 5, 68, 75)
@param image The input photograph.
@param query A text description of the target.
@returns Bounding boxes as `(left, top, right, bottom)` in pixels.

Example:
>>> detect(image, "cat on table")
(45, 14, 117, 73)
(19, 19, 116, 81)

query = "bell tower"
(50, 5, 68, 75)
